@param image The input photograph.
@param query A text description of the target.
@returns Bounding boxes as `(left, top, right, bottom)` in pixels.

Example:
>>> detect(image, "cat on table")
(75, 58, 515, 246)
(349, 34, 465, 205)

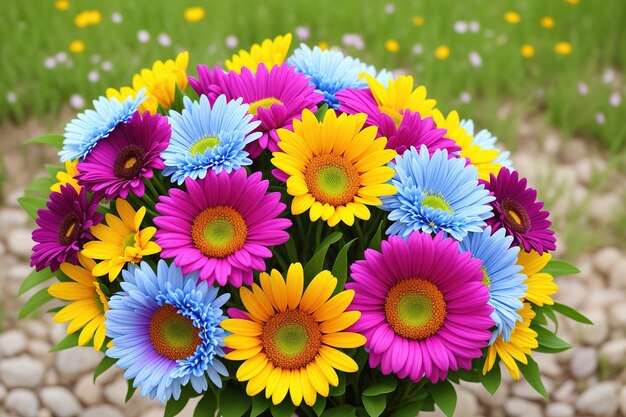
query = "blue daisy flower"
(380, 145, 494, 240)
(105, 260, 229, 403)
(460, 119, 513, 168)
(459, 227, 527, 343)
(287, 44, 392, 108)
(162, 94, 261, 184)
(59, 89, 146, 162)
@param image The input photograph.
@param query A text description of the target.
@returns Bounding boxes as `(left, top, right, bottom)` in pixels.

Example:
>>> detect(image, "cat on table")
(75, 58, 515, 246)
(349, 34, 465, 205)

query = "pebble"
(553, 380, 576, 402)
(22, 320, 48, 339)
(4, 389, 40, 417)
(511, 377, 553, 400)
(592, 247, 623, 276)
(454, 389, 478, 417)
(608, 259, 626, 289)
(55, 348, 102, 379)
(140, 409, 165, 417)
(8, 264, 33, 282)
(27, 340, 51, 358)
(618, 386, 626, 416)
(103, 378, 127, 407)
(609, 303, 626, 331)
(0, 384, 5, 401)
(570, 347, 598, 379)
(6, 228, 34, 258)
(576, 382, 618, 416)
(504, 398, 543, 417)
(572, 310, 609, 346)
(533, 353, 563, 378)
(0, 356, 45, 388)
(0, 329, 28, 357)
(0, 208, 28, 233)
(44, 369, 58, 385)
(37, 409, 52, 417)
(74, 374, 103, 406)
(40, 386, 82, 417)
(599, 338, 626, 367)
(80, 405, 124, 417)
(546, 403, 575, 417)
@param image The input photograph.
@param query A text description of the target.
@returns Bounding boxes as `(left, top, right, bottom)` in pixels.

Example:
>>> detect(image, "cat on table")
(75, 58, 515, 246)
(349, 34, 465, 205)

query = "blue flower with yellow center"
(105, 260, 229, 403)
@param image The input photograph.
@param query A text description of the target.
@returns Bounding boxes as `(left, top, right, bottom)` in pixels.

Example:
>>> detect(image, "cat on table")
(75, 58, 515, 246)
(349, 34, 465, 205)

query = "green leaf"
(219, 384, 250, 417)
(321, 405, 357, 417)
(125, 380, 137, 403)
(45, 164, 64, 178)
(389, 401, 424, 417)
(270, 401, 296, 417)
(535, 327, 571, 353)
(250, 395, 271, 417)
(368, 221, 385, 252)
(303, 231, 342, 281)
(362, 394, 386, 417)
(18, 196, 47, 219)
(542, 259, 580, 277)
(331, 238, 357, 294)
(479, 363, 501, 395)
(164, 390, 190, 417)
(552, 302, 593, 324)
(194, 391, 218, 417)
(93, 355, 117, 383)
(315, 103, 330, 121)
(19, 287, 53, 319)
(25, 176, 55, 197)
(285, 237, 298, 263)
(329, 372, 346, 396)
(24, 133, 64, 149)
(49, 332, 80, 352)
(362, 376, 397, 396)
(430, 380, 457, 417)
(519, 357, 548, 400)
(18, 268, 54, 296)
(312, 396, 326, 416)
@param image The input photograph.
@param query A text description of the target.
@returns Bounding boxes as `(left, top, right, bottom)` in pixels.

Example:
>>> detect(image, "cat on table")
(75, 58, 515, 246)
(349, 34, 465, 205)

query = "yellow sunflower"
(362, 74, 437, 124)
(106, 86, 158, 115)
(131, 51, 189, 111)
(271, 109, 397, 226)
(483, 303, 538, 379)
(82, 199, 160, 281)
(432, 109, 502, 181)
(225, 33, 293, 73)
(517, 249, 558, 306)
(222, 263, 365, 406)
(48, 254, 109, 351)
(50, 159, 80, 193)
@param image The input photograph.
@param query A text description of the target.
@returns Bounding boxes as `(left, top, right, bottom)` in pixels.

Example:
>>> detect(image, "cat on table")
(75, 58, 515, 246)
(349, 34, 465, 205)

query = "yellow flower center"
(58, 212, 80, 246)
(422, 194, 453, 213)
(191, 206, 247, 258)
(385, 278, 447, 340)
(501, 198, 531, 233)
(150, 304, 202, 360)
(481, 266, 491, 288)
(121, 233, 136, 252)
(261, 309, 321, 369)
(248, 97, 284, 115)
(114, 145, 145, 180)
(189, 136, 221, 157)
(305, 154, 361, 207)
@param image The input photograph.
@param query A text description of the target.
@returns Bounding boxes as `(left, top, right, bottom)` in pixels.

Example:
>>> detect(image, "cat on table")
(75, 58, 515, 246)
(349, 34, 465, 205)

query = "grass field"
(1, 0, 625, 151)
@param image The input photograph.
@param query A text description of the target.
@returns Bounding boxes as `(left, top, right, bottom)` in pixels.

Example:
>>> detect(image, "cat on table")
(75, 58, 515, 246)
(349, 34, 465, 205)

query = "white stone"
(571, 310, 609, 346)
(103, 378, 127, 407)
(609, 259, 626, 289)
(74, 374, 103, 406)
(546, 403, 575, 417)
(0, 330, 28, 357)
(576, 382, 618, 416)
(7, 228, 34, 258)
(37, 409, 52, 417)
(553, 280, 587, 309)
(600, 339, 626, 367)
(27, 340, 51, 358)
(570, 347, 598, 379)
(8, 264, 33, 282)
(461, 380, 509, 408)
(22, 320, 48, 340)
(44, 369, 58, 385)
(141, 408, 165, 417)
(533, 352, 562, 378)
(511, 377, 553, 400)
(504, 398, 542, 417)
(592, 247, 623, 276)
(589, 194, 621, 225)
(80, 405, 124, 417)
(0, 384, 6, 401)
(40, 387, 82, 417)
(0, 208, 28, 233)
(0, 356, 45, 388)
(618, 386, 626, 417)
(453, 389, 478, 417)
(553, 380, 576, 402)
(4, 389, 39, 417)
(0, 242, 5, 256)
(49, 323, 68, 345)
(55, 348, 102, 379)
(609, 303, 626, 331)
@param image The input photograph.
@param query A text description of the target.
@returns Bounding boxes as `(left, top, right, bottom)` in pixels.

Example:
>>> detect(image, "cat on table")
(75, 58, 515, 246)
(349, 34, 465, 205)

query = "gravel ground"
(1, 115, 625, 417)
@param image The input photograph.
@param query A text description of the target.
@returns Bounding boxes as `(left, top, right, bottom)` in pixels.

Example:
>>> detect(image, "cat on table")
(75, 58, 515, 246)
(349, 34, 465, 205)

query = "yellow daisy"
(131, 51, 189, 111)
(517, 249, 558, 306)
(48, 254, 109, 351)
(483, 303, 538, 379)
(432, 109, 502, 181)
(222, 263, 366, 406)
(363, 74, 437, 124)
(225, 33, 292, 73)
(50, 160, 80, 193)
(82, 199, 160, 281)
(106, 86, 158, 115)
(271, 109, 397, 226)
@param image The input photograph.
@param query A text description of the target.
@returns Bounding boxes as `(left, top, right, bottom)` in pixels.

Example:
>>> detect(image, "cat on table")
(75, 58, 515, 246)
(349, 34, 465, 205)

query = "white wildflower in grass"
(158, 33, 172, 47)
(342, 33, 364, 50)
(469, 21, 481, 32)
(577, 82, 589, 95)
(609, 92, 621, 107)
(111, 12, 122, 24)
(385, 3, 395, 14)
(101, 61, 113, 71)
(460, 92, 472, 103)
(90, 54, 101, 64)
(137, 30, 150, 43)
(69, 94, 85, 109)
(469, 51, 482, 67)
(412, 44, 423, 55)
(484, 29, 495, 38)
(87, 70, 99, 83)
(55, 52, 68, 63)
(602, 68, 616, 84)
(595, 112, 606, 125)
(207, 44, 217, 54)
(496, 35, 508, 45)
(44, 57, 56, 69)
(295, 26, 310, 40)
(225, 35, 238, 48)
(454, 21, 469, 34)
(65, 60, 74, 69)
(6, 92, 17, 104)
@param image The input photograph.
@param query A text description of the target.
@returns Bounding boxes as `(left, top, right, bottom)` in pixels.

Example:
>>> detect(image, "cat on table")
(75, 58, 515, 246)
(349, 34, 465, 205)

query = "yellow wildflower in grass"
(271, 109, 396, 227)
(222, 263, 366, 405)
(517, 249, 558, 306)
(225, 33, 292, 73)
(385, 39, 400, 53)
(69, 40, 85, 53)
(432, 109, 502, 181)
(504, 11, 521, 24)
(54, 0, 69, 11)
(520, 44, 535, 58)
(132, 51, 189, 111)
(565, 0, 579, 4)
(82, 199, 161, 281)
(50, 160, 80, 193)
(434, 45, 450, 60)
(74, 10, 101, 28)
(412, 16, 425, 26)
(183, 6, 205, 22)
(318, 41, 329, 51)
(364, 74, 437, 124)
(106, 86, 158, 115)
(540, 16, 555, 29)
(554, 41, 573, 55)
(48, 254, 109, 351)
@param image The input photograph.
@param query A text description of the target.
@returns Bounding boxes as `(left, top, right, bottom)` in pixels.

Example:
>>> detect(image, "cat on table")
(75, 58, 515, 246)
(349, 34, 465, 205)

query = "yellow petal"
(300, 368, 318, 406)
(225, 345, 263, 361)
(49, 282, 93, 301)
(319, 311, 361, 334)
(237, 353, 268, 381)
(116, 199, 137, 230)
(306, 362, 329, 396)
(223, 334, 262, 350)
(319, 346, 358, 373)
(359, 166, 395, 186)
(289, 369, 303, 406)
(314, 356, 339, 387)
(300, 271, 336, 313)
(240, 286, 273, 322)
(286, 263, 304, 309)
(269, 270, 288, 312)
(292, 194, 315, 215)
(265, 367, 283, 399)
(271, 369, 290, 405)
(322, 332, 366, 349)
(221, 319, 263, 337)
(313, 290, 354, 322)
(246, 362, 274, 396)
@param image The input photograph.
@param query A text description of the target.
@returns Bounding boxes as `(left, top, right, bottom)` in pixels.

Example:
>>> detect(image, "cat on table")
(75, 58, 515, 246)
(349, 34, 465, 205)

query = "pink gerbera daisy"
(154, 169, 291, 287)
(346, 232, 494, 383)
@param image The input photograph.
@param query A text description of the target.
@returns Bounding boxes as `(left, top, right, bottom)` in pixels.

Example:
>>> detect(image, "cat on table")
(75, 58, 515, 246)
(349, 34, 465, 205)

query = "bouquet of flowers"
(19, 33, 589, 417)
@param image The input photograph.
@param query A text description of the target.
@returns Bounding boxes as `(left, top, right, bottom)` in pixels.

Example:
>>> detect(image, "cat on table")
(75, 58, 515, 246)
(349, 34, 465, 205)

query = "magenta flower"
(154, 169, 291, 287)
(30, 185, 102, 272)
(486, 168, 556, 254)
(346, 232, 494, 383)
(76, 111, 170, 199)
(337, 88, 459, 155)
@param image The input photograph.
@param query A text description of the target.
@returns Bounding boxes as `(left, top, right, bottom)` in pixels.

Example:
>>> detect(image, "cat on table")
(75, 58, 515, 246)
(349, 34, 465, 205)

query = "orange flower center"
(191, 206, 247, 258)
(261, 310, 321, 369)
(304, 154, 360, 207)
(150, 304, 201, 360)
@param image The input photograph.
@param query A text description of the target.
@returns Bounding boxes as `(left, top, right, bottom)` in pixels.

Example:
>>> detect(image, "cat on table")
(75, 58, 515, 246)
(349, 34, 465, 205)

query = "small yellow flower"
(183, 6, 205, 22)
(225, 33, 292, 73)
(520, 44, 535, 58)
(554, 41, 572, 55)
(69, 40, 85, 54)
(412, 16, 425, 26)
(565, 0, 579, 4)
(74, 10, 101, 28)
(385, 39, 400, 53)
(540, 16, 555, 29)
(504, 11, 521, 24)
(106, 86, 157, 115)
(51, 160, 80, 193)
(132, 51, 189, 110)
(54, 0, 69, 11)
(434, 45, 450, 60)
(318, 41, 329, 51)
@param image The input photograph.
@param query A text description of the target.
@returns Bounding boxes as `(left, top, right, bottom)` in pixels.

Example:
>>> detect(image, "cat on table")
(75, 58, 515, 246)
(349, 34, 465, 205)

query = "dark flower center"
(501, 198, 531, 233)
(113, 145, 145, 180)
(58, 212, 81, 246)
